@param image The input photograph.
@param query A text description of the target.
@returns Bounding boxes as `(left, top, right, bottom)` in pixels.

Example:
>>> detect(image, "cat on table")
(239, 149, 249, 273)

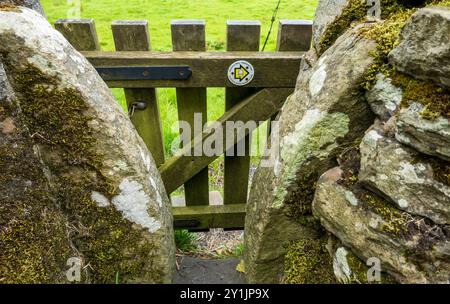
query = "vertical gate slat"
(55, 19, 100, 51)
(111, 21, 165, 166)
(171, 20, 209, 206)
(267, 20, 313, 138)
(224, 21, 261, 206)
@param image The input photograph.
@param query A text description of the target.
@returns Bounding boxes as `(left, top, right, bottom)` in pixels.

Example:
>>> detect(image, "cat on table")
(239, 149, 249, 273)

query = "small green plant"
(212, 242, 245, 259)
(175, 230, 198, 253)
(232, 242, 245, 258)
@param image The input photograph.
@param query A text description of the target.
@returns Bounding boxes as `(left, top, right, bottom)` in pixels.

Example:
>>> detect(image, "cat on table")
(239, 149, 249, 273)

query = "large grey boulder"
(0, 8, 175, 283)
(313, 0, 349, 53)
(360, 124, 450, 225)
(244, 25, 376, 283)
(389, 7, 450, 88)
(0, 0, 46, 17)
(396, 103, 450, 161)
(313, 167, 450, 284)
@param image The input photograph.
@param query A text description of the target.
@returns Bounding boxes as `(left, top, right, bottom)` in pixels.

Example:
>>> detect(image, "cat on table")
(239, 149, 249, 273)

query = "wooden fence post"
(171, 20, 209, 206)
(55, 19, 100, 51)
(268, 20, 313, 139)
(224, 21, 261, 206)
(111, 20, 165, 166)
(277, 20, 313, 51)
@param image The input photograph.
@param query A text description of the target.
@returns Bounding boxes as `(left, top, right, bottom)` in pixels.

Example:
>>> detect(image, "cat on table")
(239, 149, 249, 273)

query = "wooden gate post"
(55, 19, 100, 51)
(112, 20, 165, 166)
(224, 21, 261, 206)
(267, 20, 313, 139)
(277, 20, 313, 52)
(171, 20, 209, 206)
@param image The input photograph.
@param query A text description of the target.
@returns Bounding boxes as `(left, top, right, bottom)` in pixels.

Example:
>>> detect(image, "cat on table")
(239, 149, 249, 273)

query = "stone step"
(174, 257, 246, 284)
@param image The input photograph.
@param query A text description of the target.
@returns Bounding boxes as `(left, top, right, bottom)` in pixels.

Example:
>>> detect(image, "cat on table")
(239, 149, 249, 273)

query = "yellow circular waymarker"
(228, 60, 255, 86)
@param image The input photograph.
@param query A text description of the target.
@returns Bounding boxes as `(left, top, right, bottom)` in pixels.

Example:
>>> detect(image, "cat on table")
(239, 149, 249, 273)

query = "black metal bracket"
(173, 219, 201, 229)
(96, 66, 192, 81)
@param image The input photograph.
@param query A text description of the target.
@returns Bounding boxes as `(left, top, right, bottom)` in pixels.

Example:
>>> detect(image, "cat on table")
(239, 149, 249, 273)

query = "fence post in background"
(171, 20, 209, 206)
(55, 19, 100, 51)
(267, 19, 313, 140)
(224, 21, 261, 207)
(111, 20, 165, 166)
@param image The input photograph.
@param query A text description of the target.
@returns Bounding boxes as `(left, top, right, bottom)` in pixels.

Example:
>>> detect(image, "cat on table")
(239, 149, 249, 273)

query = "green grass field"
(41, 0, 317, 195)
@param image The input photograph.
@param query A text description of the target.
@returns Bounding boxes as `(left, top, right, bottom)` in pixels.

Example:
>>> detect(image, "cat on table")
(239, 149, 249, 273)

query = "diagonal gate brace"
(159, 87, 292, 194)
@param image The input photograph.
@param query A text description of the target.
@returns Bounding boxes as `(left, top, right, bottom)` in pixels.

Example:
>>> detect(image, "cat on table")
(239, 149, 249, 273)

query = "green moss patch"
(336, 140, 363, 188)
(318, 0, 431, 55)
(0, 91, 70, 283)
(361, 191, 410, 234)
(344, 252, 372, 284)
(284, 238, 336, 284)
(284, 172, 318, 219)
(1, 52, 159, 282)
(318, 0, 367, 54)
(358, 8, 416, 90)
(344, 250, 397, 284)
(356, 0, 450, 120)
(391, 72, 450, 119)
(320, 0, 448, 99)
(435, 0, 450, 5)
(0, 3, 21, 12)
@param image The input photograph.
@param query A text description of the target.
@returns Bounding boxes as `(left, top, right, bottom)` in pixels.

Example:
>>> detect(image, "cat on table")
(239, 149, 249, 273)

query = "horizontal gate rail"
(173, 204, 246, 230)
(81, 51, 304, 88)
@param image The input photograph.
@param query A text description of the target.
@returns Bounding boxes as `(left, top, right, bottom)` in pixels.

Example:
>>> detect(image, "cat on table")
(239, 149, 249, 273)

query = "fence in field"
(54, 18, 312, 230)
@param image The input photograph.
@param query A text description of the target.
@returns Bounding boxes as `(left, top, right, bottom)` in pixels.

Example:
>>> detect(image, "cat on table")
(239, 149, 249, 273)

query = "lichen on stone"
(411, 154, 450, 186)
(275, 111, 350, 218)
(336, 140, 410, 235)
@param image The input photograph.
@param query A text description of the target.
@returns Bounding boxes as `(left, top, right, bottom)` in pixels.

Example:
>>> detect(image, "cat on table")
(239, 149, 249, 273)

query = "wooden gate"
(55, 18, 312, 230)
